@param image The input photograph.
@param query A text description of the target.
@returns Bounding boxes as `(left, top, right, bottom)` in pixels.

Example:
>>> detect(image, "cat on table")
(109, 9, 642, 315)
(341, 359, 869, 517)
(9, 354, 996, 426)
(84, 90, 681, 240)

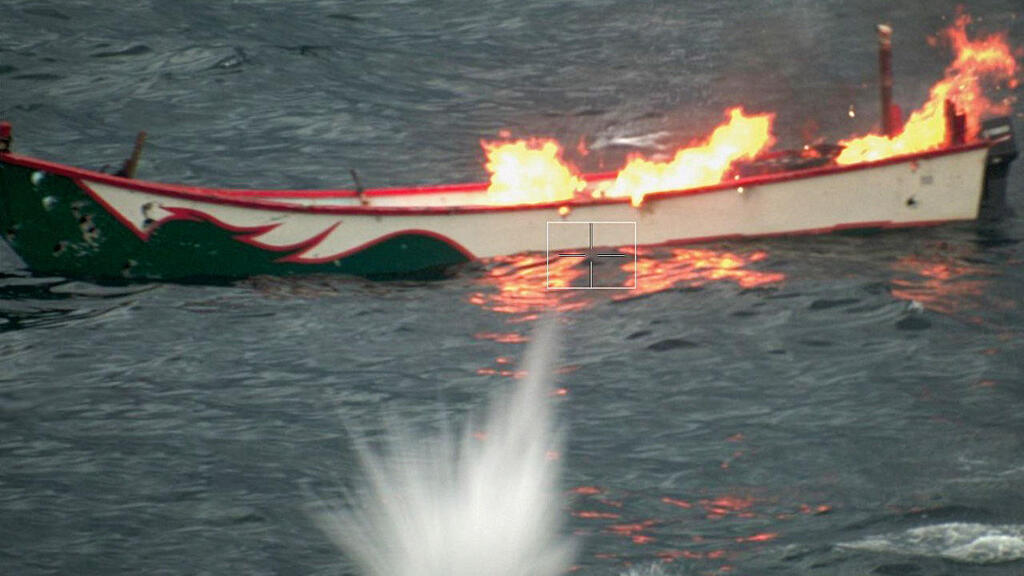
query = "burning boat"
(0, 15, 1018, 281)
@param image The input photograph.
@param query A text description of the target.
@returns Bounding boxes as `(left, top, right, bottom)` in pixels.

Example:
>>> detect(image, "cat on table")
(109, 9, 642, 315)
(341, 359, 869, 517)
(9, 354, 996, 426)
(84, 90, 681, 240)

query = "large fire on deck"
(596, 108, 775, 207)
(836, 13, 1019, 164)
(479, 12, 1019, 206)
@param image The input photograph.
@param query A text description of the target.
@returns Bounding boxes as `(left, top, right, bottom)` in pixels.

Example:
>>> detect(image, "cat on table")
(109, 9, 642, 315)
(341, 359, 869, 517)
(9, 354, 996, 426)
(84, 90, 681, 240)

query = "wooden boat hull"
(0, 142, 996, 280)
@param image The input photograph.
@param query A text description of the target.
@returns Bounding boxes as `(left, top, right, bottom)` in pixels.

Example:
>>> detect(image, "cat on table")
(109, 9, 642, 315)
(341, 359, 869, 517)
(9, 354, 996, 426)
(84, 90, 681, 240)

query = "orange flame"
(597, 107, 776, 206)
(481, 138, 586, 204)
(836, 13, 1019, 164)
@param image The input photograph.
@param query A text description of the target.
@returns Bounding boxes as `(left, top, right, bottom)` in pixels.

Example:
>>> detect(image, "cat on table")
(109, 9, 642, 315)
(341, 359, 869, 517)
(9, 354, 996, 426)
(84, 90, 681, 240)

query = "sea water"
(2, 1, 1024, 575)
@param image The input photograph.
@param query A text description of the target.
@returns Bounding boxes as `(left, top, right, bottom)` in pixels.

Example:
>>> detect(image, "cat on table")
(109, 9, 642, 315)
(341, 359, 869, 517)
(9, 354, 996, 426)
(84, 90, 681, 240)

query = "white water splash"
(316, 321, 575, 576)
(619, 563, 672, 576)
(839, 522, 1024, 564)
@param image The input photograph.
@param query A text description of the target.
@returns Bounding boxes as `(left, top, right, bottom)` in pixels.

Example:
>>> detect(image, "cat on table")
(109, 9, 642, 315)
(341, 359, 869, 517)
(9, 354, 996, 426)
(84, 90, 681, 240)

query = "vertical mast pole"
(877, 24, 897, 138)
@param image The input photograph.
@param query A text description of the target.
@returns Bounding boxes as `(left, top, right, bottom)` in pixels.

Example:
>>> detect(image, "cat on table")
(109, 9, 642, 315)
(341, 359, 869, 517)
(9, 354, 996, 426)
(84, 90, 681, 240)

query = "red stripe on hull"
(278, 228, 477, 264)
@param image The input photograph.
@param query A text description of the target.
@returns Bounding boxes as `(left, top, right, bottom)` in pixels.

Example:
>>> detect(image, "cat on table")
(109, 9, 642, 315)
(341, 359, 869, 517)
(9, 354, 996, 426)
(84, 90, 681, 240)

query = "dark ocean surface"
(2, 1, 1024, 575)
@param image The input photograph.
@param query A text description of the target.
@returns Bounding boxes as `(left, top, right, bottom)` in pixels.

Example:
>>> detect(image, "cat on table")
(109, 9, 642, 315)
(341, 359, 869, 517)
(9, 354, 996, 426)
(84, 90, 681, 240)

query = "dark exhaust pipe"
(979, 116, 1018, 219)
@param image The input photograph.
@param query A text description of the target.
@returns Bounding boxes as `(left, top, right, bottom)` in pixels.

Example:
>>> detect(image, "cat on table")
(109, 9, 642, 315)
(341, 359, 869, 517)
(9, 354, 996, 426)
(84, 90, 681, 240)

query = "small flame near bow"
(481, 138, 585, 205)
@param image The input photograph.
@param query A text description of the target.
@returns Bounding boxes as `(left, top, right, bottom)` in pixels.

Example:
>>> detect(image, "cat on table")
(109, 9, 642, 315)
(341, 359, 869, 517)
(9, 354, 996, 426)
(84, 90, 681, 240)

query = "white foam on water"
(316, 321, 575, 576)
(619, 563, 672, 576)
(839, 522, 1024, 564)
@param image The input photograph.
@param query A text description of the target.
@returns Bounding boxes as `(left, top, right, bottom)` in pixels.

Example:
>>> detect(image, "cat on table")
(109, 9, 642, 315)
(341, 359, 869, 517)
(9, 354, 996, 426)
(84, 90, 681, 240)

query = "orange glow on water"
(615, 247, 785, 301)
(707, 550, 728, 560)
(597, 108, 777, 206)
(572, 485, 833, 572)
(597, 497, 623, 508)
(736, 532, 779, 543)
(469, 248, 781, 317)
(472, 331, 528, 343)
(481, 138, 586, 204)
(475, 367, 527, 379)
(609, 520, 658, 536)
(468, 253, 592, 316)
(837, 13, 1019, 164)
(658, 549, 706, 562)
(702, 496, 756, 520)
(574, 511, 622, 520)
(797, 504, 833, 515)
(468, 253, 596, 317)
(890, 251, 999, 317)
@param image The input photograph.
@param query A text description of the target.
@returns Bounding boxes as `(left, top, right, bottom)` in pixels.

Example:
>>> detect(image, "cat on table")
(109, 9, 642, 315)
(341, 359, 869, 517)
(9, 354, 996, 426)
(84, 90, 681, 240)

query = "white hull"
(81, 144, 991, 263)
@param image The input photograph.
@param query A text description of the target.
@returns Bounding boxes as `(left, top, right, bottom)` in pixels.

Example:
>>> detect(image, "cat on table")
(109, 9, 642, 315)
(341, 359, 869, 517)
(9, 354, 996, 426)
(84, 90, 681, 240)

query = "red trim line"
(236, 220, 341, 252)
(204, 180, 489, 199)
(639, 142, 990, 204)
(278, 228, 476, 264)
(78, 178, 345, 255)
(159, 206, 344, 254)
(74, 177, 471, 261)
(162, 206, 278, 237)
(79, 179, 288, 241)
(9, 153, 490, 198)
(2, 141, 990, 216)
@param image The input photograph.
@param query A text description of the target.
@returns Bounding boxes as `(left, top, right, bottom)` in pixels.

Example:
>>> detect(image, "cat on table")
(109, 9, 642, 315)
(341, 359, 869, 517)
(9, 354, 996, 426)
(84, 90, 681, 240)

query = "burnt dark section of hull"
(979, 116, 1017, 220)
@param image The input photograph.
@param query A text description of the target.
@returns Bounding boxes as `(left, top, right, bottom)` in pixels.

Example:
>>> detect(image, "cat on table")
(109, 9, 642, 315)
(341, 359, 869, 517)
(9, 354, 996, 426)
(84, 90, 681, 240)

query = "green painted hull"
(0, 162, 471, 281)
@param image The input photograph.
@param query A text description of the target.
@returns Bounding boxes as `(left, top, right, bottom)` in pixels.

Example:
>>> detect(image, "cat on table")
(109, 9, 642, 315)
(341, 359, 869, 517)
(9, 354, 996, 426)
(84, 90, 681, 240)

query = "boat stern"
(980, 116, 1018, 219)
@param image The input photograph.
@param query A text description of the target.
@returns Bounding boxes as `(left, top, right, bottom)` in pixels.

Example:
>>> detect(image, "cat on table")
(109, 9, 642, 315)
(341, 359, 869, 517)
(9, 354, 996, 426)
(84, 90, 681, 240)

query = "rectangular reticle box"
(546, 221, 637, 290)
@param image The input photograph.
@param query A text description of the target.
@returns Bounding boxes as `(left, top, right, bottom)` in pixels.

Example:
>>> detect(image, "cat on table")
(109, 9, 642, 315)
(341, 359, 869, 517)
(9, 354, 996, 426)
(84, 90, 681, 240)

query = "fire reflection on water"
(466, 247, 799, 572)
(890, 248, 1014, 323)
(615, 246, 786, 302)
(468, 253, 591, 319)
(569, 483, 832, 573)
(469, 246, 785, 319)
(467, 246, 786, 382)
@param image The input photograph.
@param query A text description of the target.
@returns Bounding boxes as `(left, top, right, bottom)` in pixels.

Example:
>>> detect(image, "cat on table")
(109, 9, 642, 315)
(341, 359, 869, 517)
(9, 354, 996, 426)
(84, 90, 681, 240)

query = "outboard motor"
(979, 116, 1017, 219)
